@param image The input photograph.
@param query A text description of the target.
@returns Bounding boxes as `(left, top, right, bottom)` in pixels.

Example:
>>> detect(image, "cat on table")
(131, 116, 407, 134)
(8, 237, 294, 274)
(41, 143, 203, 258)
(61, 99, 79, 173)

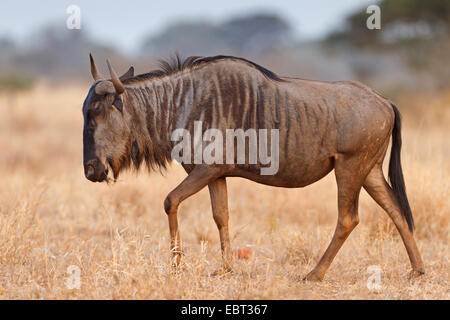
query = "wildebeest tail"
(388, 103, 414, 232)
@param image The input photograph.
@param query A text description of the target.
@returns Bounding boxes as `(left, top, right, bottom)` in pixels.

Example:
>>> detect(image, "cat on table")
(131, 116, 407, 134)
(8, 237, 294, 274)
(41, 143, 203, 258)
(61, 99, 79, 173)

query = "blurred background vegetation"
(0, 0, 448, 97)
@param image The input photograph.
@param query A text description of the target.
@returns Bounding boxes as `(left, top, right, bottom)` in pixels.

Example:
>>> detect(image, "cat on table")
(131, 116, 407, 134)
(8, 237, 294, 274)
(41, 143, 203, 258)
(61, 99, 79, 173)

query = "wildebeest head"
(82, 54, 134, 182)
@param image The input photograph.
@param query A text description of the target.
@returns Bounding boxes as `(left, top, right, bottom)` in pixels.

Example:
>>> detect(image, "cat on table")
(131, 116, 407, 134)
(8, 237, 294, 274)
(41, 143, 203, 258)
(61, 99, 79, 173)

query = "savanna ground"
(0, 84, 448, 299)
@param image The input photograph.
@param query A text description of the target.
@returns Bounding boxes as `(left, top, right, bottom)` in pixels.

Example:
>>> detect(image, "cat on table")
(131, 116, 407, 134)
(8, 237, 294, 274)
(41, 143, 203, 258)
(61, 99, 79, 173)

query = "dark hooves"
(408, 269, 426, 279)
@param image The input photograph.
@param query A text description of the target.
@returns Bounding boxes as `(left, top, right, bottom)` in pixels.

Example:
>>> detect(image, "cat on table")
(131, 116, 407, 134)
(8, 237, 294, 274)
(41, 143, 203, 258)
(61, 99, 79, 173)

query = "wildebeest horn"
(89, 53, 103, 81)
(106, 59, 125, 94)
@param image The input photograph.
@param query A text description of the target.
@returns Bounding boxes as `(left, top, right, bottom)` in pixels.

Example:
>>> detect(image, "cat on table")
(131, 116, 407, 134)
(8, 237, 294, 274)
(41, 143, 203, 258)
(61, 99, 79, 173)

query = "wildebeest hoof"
(408, 269, 426, 279)
(302, 272, 324, 282)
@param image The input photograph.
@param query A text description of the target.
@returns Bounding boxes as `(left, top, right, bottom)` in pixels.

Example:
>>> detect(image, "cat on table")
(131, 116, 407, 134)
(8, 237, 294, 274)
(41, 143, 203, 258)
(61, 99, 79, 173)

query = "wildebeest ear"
(119, 66, 134, 81)
(113, 96, 123, 113)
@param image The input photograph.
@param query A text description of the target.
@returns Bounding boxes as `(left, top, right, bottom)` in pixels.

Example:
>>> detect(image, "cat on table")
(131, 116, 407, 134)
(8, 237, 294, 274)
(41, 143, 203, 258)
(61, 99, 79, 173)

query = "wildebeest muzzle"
(84, 158, 108, 182)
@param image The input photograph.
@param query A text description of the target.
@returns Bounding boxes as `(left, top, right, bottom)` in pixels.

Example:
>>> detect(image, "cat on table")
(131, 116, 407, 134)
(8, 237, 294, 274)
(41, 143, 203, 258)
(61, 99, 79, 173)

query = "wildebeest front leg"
(208, 177, 233, 272)
(164, 165, 226, 267)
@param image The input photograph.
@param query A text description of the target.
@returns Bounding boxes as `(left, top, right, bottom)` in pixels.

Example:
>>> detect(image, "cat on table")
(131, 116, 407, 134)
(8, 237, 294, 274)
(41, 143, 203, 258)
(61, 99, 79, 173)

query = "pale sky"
(0, 0, 375, 53)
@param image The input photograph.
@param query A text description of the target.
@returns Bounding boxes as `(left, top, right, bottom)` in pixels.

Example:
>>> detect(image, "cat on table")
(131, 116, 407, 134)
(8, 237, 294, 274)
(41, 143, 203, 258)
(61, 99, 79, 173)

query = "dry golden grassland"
(0, 84, 448, 299)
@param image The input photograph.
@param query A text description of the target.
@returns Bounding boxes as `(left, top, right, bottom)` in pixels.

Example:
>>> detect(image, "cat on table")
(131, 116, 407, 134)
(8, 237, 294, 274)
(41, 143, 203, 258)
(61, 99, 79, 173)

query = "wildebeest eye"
(90, 103, 103, 116)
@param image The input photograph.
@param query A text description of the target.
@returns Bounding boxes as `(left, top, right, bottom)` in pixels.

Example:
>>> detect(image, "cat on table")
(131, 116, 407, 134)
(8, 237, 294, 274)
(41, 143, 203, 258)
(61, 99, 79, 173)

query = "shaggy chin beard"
(105, 155, 125, 184)
(103, 159, 117, 184)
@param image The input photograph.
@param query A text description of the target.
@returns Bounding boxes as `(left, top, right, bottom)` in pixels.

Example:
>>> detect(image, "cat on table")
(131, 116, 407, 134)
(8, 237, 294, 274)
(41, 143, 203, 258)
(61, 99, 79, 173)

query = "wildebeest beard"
(103, 139, 171, 182)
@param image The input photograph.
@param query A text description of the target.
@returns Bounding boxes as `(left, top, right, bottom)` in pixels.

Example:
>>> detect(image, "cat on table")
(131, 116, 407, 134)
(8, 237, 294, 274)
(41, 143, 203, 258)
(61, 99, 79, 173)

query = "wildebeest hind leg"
(304, 155, 368, 281)
(363, 166, 425, 276)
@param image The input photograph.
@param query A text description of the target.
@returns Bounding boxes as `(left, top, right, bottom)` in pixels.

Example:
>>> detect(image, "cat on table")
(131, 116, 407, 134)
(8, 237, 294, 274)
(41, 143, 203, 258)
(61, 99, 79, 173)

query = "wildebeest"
(83, 54, 425, 281)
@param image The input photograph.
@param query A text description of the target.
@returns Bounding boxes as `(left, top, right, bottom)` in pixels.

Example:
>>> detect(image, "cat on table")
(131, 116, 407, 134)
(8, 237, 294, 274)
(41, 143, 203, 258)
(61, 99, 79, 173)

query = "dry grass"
(0, 84, 448, 299)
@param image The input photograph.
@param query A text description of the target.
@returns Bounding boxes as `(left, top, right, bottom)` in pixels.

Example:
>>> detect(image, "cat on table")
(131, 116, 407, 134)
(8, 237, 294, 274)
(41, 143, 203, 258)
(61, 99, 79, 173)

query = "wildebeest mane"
(123, 54, 284, 84)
